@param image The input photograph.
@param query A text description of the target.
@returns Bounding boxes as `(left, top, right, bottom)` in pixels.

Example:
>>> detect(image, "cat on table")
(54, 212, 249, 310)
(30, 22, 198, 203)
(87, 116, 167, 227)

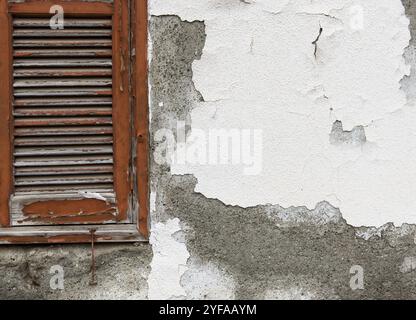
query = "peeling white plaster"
(265, 201, 342, 227)
(77, 191, 108, 202)
(263, 276, 338, 300)
(150, 0, 416, 227)
(150, 191, 157, 213)
(400, 256, 416, 273)
(181, 259, 236, 300)
(148, 218, 190, 299)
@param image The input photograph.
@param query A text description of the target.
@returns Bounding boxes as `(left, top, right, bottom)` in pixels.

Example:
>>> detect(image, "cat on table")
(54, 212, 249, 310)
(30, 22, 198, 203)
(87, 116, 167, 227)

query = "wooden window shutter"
(0, 0, 149, 243)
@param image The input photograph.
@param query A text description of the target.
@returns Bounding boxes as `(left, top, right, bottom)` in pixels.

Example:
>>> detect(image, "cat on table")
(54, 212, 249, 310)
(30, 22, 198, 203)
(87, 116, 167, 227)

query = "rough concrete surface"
(2, 0, 416, 300)
(0, 244, 151, 299)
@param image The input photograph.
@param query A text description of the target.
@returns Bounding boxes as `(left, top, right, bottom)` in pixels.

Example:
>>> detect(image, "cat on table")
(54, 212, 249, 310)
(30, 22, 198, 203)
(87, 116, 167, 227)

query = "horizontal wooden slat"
(0, 223, 144, 242)
(11, 14, 116, 204)
(15, 126, 113, 136)
(13, 18, 112, 28)
(14, 107, 113, 117)
(14, 78, 112, 88)
(14, 135, 113, 146)
(14, 58, 112, 67)
(8, 1, 114, 15)
(15, 117, 113, 127)
(15, 145, 113, 156)
(14, 29, 112, 38)
(15, 155, 114, 167)
(14, 87, 112, 97)
(14, 97, 112, 107)
(14, 49, 112, 58)
(14, 184, 114, 193)
(15, 165, 114, 176)
(15, 174, 113, 186)
(14, 68, 112, 78)
(13, 39, 112, 48)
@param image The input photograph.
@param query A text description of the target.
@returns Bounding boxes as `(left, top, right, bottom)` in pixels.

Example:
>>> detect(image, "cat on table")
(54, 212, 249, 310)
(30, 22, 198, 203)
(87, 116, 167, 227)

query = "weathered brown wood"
(13, 29, 112, 38)
(14, 107, 113, 117)
(15, 155, 114, 167)
(15, 184, 114, 193)
(133, 0, 150, 238)
(15, 164, 113, 176)
(4, 0, 147, 231)
(15, 174, 114, 186)
(14, 135, 113, 146)
(14, 49, 112, 58)
(14, 68, 112, 78)
(13, 39, 112, 47)
(18, 198, 117, 225)
(15, 126, 113, 136)
(1, 0, 150, 241)
(14, 88, 112, 97)
(14, 97, 112, 107)
(0, 224, 145, 244)
(0, 1, 12, 227)
(15, 117, 113, 126)
(8, 1, 114, 15)
(13, 18, 112, 28)
(14, 58, 112, 67)
(14, 78, 112, 88)
(112, 0, 131, 222)
(14, 145, 113, 156)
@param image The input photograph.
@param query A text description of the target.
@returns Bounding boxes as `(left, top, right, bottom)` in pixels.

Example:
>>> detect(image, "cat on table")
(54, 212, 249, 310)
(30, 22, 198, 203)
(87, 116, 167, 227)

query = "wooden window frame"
(0, 0, 149, 244)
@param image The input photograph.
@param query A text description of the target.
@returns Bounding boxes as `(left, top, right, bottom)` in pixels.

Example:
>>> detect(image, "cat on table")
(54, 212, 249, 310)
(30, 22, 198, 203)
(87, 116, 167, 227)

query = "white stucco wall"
(150, 0, 414, 228)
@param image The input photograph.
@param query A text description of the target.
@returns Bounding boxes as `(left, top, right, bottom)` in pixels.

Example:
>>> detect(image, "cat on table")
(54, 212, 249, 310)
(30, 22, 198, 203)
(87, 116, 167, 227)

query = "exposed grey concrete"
(330, 121, 367, 146)
(0, 244, 151, 299)
(157, 174, 416, 299)
(149, 15, 205, 184)
(401, 0, 416, 101)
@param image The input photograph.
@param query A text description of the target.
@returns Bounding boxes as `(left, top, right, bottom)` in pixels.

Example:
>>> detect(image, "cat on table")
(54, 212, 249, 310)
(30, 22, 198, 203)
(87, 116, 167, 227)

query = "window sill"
(0, 224, 147, 244)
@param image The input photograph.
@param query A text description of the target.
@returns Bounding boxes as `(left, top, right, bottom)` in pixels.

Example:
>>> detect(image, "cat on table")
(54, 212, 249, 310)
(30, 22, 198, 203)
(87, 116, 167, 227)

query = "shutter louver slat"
(12, 15, 115, 194)
(14, 49, 113, 57)
(13, 18, 113, 28)
(14, 97, 113, 106)
(14, 136, 113, 146)
(15, 126, 113, 136)
(13, 39, 112, 47)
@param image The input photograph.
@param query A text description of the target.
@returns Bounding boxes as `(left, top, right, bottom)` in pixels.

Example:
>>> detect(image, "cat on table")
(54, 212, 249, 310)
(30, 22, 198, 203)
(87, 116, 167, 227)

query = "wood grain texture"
(0, 224, 145, 244)
(20, 198, 117, 225)
(8, 1, 113, 15)
(11, 12, 117, 200)
(0, 0, 149, 242)
(133, 0, 150, 238)
(112, 0, 131, 222)
(0, 1, 12, 227)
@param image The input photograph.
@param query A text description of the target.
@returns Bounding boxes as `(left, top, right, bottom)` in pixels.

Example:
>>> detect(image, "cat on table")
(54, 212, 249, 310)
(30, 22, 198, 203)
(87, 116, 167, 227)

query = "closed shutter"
(12, 16, 114, 194)
(0, 0, 149, 243)
(2, 0, 132, 227)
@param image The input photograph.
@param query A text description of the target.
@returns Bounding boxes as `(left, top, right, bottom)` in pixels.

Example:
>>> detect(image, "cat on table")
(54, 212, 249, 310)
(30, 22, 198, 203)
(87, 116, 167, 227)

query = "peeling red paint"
(22, 198, 117, 224)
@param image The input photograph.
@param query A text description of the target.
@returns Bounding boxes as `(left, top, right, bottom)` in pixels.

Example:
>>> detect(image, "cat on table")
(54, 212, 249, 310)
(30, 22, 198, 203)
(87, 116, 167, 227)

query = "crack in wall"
(312, 25, 323, 59)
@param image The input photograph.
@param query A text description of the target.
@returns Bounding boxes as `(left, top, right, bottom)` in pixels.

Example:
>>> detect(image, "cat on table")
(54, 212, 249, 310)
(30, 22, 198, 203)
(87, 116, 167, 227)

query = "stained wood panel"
(0, 0, 149, 243)
(12, 15, 115, 198)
